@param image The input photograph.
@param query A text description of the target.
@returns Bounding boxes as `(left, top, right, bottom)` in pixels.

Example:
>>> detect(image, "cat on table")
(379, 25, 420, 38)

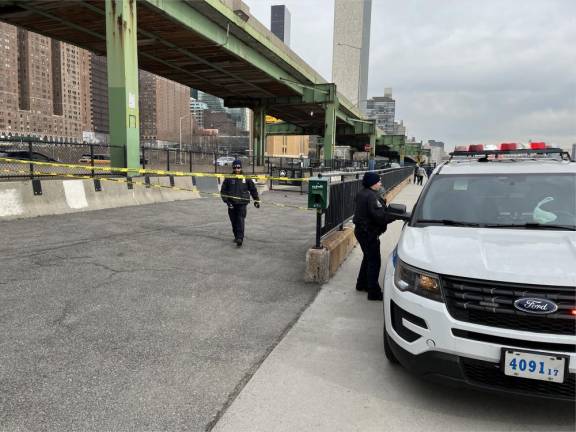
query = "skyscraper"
(271, 5, 291, 46)
(332, 0, 372, 111)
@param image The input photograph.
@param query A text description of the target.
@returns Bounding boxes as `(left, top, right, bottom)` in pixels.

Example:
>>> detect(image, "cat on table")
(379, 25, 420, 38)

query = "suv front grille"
(442, 276, 576, 335)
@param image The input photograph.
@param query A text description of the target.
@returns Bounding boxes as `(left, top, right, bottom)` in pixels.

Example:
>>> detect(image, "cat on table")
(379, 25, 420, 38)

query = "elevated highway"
(0, 0, 381, 167)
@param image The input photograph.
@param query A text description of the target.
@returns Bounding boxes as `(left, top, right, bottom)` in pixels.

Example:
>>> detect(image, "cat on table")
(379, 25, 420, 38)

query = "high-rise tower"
(332, 0, 372, 112)
(271, 5, 291, 46)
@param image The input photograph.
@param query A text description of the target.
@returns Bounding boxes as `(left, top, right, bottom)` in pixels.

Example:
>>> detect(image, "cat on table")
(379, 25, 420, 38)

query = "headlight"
(394, 259, 443, 302)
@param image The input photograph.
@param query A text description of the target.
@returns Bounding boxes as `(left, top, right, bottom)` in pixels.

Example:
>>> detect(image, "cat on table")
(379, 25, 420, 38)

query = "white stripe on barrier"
(63, 180, 88, 209)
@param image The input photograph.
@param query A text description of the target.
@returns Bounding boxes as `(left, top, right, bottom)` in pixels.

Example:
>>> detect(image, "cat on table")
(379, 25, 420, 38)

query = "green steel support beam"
(225, 83, 336, 108)
(302, 83, 335, 104)
(323, 101, 338, 161)
(369, 119, 377, 158)
(266, 123, 305, 135)
(252, 106, 266, 165)
(105, 0, 140, 174)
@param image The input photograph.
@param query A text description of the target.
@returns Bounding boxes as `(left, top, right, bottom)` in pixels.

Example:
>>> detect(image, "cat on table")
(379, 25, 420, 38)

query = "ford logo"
(514, 298, 558, 315)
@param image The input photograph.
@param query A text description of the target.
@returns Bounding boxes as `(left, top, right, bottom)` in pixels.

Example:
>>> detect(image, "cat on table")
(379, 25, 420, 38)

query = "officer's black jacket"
(221, 175, 259, 206)
(353, 187, 391, 234)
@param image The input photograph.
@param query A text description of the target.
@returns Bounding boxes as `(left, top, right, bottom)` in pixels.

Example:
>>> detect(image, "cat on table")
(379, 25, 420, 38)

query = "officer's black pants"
(354, 228, 382, 295)
(228, 204, 247, 240)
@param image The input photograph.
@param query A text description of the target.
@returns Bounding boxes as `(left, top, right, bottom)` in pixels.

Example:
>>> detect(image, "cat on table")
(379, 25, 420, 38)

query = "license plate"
(503, 349, 566, 383)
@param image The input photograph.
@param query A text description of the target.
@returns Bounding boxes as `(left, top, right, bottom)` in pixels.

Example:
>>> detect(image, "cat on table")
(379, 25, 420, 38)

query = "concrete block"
(0, 174, 202, 221)
(195, 176, 219, 193)
(302, 177, 411, 284)
(322, 226, 357, 277)
(304, 247, 330, 283)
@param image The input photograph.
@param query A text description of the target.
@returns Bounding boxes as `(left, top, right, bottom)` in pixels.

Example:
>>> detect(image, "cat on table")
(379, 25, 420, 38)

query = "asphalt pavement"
(213, 184, 576, 432)
(0, 190, 318, 431)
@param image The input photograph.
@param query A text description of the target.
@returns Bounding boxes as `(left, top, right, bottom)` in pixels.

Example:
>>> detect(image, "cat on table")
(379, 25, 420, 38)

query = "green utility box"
(308, 177, 330, 209)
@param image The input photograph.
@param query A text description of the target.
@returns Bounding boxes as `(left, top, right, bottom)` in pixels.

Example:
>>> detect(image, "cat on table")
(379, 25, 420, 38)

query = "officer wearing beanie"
(220, 159, 260, 246)
(352, 172, 392, 301)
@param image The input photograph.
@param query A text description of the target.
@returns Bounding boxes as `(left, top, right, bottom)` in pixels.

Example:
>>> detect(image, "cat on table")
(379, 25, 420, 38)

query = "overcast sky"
(246, 0, 575, 149)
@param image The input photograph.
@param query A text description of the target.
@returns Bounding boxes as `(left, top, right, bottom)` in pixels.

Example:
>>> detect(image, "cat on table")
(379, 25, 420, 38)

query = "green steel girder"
(224, 83, 336, 108)
(266, 123, 304, 135)
(198, 0, 364, 121)
(142, 0, 303, 95)
(302, 83, 336, 104)
(253, 105, 265, 165)
(266, 121, 377, 138)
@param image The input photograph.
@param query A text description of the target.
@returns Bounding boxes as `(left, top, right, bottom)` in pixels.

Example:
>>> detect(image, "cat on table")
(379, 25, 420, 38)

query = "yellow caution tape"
(0, 167, 314, 212)
(0, 157, 309, 183)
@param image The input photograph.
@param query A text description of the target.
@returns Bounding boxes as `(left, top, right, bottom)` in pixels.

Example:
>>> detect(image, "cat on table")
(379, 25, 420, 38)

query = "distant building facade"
(271, 5, 291, 46)
(332, 0, 372, 110)
(203, 110, 238, 136)
(139, 71, 192, 147)
(90, 54, 109, 141)
(190, 98, 208, 129)
(424, 140, 446, 164)
(0, 23, 91, 141)
(366, 89, 396, 135)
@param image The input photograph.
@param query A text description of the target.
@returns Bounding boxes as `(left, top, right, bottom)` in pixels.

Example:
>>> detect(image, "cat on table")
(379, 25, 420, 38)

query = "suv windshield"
(414, 173, 576, 230)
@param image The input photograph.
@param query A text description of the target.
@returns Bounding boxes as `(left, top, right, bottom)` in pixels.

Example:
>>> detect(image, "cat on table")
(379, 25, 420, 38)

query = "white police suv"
(383, 143, 576, 400)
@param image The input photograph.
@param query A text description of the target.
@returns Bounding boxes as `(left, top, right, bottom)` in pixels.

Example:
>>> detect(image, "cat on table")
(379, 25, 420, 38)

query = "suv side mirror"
(388, 203, 411, 222)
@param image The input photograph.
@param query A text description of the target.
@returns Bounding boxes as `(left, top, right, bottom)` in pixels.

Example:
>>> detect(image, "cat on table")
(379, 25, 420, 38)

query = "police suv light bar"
(449, 143, 573, 161)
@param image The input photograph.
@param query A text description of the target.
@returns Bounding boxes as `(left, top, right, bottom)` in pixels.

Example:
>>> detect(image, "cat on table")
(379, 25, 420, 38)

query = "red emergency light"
(530, 142, 546, 150)
(468, 144, 484, 152)
(499, 143, 518, 151)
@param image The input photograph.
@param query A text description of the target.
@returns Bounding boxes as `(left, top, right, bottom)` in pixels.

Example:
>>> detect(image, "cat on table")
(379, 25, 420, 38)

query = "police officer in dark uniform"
(221, 159, 260, 247)
(353, 172, 392, 301)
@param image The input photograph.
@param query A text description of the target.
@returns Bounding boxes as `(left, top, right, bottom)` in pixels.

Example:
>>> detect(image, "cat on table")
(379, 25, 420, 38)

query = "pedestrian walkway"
(212, 183, 574, 432)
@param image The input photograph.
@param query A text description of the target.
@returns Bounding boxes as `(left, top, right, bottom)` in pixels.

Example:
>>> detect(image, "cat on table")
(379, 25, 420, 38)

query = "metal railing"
(0, 137, 264, 180)
(316, 166, 413, 246)
(265, 157, 371, 194)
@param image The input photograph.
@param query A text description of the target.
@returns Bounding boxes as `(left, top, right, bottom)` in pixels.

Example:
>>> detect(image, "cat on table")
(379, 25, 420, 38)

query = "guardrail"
(315, 166, 413, 247)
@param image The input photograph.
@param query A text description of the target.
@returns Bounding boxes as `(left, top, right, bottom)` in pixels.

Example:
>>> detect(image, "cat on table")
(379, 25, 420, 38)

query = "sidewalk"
(212, 183, 574, 432)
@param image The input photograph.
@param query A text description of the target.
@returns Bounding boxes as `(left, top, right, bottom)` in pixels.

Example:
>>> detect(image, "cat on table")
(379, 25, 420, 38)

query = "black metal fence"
(265, 157, 371, 194)
(318, 166, 413, 242)
(0, 137, 264, 180)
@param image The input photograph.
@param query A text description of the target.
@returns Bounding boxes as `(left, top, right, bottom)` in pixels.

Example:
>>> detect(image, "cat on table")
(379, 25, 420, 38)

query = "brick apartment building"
(0, 23, 91, 141)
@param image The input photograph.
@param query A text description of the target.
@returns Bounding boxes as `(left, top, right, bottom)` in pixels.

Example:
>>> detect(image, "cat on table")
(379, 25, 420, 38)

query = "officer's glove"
(254, 201, 260, 209)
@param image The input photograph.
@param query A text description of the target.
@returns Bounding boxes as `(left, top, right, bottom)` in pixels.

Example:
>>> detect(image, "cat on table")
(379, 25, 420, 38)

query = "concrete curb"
(304, 177, 410, 284)
(0, 176, 200, 220)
